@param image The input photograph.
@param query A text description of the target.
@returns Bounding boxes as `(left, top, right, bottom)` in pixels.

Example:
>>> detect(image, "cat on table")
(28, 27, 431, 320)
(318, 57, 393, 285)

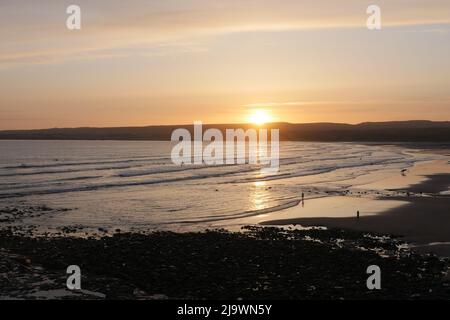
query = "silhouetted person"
(357, 210, 360, 219)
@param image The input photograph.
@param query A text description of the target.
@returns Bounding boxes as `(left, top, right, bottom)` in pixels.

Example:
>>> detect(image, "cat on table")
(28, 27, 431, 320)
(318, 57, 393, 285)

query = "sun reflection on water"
(249, 181, 270, 211)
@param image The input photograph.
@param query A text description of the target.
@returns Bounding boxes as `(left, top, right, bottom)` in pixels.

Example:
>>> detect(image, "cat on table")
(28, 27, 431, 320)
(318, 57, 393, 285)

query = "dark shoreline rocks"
(1, 226, 449, 300)
(0, 205, 71, 224)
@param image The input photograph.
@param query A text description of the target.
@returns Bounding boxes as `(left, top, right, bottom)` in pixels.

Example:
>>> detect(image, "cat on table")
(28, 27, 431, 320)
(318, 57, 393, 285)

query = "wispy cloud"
(243, 102, 307, 108)
(1, 0, 450, 68)
(0, 38, 209, 70)
(243, 99, 450, 108)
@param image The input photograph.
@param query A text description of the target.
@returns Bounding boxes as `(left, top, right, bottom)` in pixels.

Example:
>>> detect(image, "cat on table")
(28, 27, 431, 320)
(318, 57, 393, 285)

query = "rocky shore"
(1, 225, 449, 300)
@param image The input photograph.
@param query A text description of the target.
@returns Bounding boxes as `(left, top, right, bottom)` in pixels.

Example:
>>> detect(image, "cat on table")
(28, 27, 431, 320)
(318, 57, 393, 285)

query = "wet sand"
(262, 173, 450, 256)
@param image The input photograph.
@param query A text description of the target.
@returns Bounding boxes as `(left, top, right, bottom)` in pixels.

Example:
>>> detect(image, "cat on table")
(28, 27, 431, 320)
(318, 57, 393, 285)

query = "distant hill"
(0, 120, 449, 142)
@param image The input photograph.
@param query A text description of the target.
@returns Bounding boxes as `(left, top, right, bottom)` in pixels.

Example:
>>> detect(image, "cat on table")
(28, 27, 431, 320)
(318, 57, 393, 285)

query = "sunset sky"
(1, 0, 450, 129)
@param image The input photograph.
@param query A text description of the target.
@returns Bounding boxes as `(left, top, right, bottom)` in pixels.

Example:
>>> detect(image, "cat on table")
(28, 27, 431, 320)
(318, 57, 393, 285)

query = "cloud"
(0, 40, 209, 70)
(1, 0, 450, 68)
(243, 99, 450, 108)
(243, 102, 307, 108)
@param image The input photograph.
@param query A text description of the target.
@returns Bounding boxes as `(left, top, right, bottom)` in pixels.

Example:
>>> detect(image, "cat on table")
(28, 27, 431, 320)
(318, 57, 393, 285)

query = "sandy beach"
(1, 145, 450, 299)
(262, 158, 450, 256)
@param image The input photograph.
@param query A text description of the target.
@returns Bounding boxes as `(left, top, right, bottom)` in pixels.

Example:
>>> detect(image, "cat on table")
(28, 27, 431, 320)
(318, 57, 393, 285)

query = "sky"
(1, 0, 450, 129)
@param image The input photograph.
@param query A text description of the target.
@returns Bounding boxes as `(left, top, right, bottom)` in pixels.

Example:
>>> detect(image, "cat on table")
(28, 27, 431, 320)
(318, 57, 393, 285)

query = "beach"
(261, 159, 450, 256)
(1, 142, 450, 299)
(0, 141, 448, 234)
(2, 0, 450, 305)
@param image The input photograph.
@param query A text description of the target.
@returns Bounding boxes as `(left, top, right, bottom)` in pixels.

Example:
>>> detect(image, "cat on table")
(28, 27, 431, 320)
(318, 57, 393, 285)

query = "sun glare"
(248, 109, 272, 125)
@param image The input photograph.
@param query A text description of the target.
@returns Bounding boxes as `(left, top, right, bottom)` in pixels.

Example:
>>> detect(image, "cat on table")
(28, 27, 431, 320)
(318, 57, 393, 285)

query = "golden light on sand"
(248, 109, 272, 125)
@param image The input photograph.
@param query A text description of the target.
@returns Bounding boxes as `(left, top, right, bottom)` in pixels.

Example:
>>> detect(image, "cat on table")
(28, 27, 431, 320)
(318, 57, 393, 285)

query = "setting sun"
(248, 109, 272, 125)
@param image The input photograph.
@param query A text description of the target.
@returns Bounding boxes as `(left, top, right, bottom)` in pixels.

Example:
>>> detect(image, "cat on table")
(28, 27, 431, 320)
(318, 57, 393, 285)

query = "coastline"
(1, 226, 449, 300)
(261, 172, 450, 256)
(1, 144, 450, 299)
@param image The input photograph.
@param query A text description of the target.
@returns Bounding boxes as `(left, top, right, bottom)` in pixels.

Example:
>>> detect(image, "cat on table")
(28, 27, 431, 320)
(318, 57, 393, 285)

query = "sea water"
(0, 140, 445, 232)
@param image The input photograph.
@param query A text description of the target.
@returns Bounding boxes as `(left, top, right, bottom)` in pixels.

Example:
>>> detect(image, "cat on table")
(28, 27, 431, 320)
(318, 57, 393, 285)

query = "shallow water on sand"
(220, 196, 410, 231)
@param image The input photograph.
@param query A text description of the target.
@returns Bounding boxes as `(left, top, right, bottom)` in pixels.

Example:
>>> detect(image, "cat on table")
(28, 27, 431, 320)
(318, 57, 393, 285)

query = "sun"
(248, 109, 272, 125)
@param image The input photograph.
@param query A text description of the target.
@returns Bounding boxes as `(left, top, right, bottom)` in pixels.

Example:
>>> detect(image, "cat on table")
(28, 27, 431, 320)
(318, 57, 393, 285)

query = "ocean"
(0, 140, 444, 233)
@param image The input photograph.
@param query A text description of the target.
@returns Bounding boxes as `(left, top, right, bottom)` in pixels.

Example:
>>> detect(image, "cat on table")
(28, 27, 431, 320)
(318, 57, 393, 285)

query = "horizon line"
(1, 119, 450, 132)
